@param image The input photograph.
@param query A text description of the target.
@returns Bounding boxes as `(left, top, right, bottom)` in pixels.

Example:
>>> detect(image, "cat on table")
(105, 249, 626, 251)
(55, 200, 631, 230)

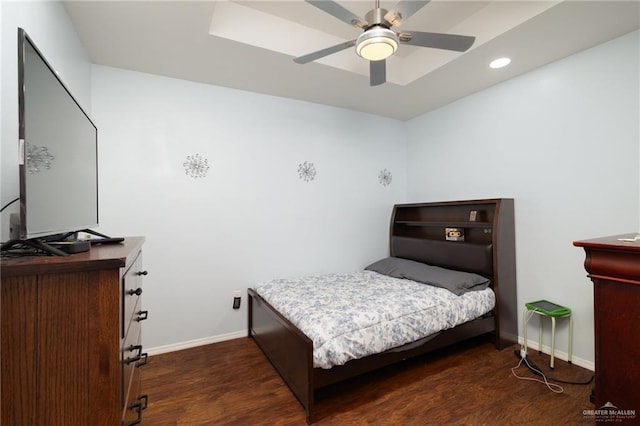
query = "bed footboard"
(248, 288, 315, 423)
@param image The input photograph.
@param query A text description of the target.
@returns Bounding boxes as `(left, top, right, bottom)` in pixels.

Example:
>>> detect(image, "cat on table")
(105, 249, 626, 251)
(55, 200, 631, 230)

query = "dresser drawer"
(123, 360, 147, 426)
(123, 318, 142, 381)
(122, 325, 146, 418)
(122, 251, 144, 337)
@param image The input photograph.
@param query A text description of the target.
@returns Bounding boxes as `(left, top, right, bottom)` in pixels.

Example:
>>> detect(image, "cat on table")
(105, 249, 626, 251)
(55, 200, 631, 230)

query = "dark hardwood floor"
(141, 336, 595, 425)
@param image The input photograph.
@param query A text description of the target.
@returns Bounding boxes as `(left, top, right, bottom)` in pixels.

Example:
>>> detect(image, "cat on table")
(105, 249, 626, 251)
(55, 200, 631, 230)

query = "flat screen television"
(9, 28, 98, 252)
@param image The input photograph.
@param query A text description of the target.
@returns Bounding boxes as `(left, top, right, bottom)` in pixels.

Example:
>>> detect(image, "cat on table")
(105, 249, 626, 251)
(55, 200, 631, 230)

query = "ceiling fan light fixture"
(356, 27, 399, 61)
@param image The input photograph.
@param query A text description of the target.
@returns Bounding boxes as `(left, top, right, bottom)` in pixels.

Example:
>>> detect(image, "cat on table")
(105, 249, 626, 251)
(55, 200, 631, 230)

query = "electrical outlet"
(9, 213, 20, 240)
(232, 290, 241, 309)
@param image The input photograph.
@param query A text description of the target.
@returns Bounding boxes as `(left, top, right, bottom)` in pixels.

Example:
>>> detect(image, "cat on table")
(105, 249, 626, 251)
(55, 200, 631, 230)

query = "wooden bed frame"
(248, 199, 517, 423)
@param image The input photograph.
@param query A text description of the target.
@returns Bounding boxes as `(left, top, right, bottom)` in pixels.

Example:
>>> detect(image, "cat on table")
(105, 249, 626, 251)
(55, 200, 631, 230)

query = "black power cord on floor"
(511, 350, 563, 393)
(514, 350, 543, 375)
(513, 349, 594, 386)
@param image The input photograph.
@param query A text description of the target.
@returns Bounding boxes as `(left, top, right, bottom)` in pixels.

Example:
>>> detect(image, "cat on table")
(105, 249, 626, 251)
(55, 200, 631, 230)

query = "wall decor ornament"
(26, 143, 55, 174)
(298, 161, 317, 182)
(378, 169, 392, 186)
(183, 153, 210, 179)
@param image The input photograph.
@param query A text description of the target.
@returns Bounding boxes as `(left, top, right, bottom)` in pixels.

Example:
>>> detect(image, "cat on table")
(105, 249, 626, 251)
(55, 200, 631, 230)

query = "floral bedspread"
(254, 270, 495, 369)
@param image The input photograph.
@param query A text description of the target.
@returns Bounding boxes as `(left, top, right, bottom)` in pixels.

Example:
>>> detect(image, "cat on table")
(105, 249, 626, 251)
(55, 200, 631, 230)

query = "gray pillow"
(365, 257, 490, 296)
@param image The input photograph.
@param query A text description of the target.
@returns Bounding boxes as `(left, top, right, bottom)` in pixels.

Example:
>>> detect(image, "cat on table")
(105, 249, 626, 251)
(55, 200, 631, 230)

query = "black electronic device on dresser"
(1, 237, 149, 425)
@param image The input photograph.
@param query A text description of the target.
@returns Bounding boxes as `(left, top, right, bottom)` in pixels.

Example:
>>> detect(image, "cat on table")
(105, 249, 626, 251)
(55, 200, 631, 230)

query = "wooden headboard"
(392, 237, 493, 276)
(389, 198, 517, 347)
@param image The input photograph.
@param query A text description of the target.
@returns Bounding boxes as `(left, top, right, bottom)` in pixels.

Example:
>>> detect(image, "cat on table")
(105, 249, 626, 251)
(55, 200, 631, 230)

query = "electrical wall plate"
(232, 290, 241, 309)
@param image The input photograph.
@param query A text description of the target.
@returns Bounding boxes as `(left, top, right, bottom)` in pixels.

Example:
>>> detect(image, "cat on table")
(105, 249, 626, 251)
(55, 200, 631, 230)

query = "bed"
(248, 199, 517, 423)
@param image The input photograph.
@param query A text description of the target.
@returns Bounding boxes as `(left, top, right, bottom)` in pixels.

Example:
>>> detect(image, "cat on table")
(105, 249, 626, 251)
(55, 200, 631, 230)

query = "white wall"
(0, 0, 92, 240)
(406, 30, 640, 367)
(91, 65, 407, 350)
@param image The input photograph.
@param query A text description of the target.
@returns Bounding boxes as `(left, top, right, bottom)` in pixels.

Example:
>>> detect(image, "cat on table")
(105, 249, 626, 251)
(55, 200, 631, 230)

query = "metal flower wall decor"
(378, 169, 392, 186)
(183, 153, 210, 179)
(26, 143, 55, 174)
(298, 161, 317, 182)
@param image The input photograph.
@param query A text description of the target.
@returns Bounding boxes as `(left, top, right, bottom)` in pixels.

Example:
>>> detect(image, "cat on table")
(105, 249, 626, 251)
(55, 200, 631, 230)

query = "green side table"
(523, 300, 573, 369)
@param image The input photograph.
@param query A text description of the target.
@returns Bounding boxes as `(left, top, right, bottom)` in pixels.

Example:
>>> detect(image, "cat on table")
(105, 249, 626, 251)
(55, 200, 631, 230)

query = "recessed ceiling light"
(489, 57, 511, 69)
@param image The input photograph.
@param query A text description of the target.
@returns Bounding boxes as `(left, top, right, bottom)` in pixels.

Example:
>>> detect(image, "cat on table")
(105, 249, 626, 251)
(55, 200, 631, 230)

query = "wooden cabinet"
(1, 237, 148, 425)
(390, 198, 517, 348)
(574, 234, 640, 422)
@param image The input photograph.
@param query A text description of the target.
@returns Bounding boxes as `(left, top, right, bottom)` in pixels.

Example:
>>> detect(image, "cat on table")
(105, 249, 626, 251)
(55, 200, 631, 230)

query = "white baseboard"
(146, 330, 246, 356)
(518, 337, 594, 372)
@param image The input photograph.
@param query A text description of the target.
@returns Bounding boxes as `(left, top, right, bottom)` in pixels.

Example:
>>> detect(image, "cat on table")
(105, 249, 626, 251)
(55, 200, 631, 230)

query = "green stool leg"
(550, 316, 556, 369)
(538, 314, 543, 353)
(522, 308, 528, 354)
(568, 313, 573, 364)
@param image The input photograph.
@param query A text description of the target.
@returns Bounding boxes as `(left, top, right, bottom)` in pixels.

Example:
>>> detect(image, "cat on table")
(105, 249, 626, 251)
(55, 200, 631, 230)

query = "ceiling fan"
(294, 0, 476, 86)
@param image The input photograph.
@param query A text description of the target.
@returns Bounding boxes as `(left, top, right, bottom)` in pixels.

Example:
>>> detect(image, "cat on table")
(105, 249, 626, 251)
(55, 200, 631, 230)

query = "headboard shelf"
(395, 220, 492, 228)
(391, 234, 493, 247)
(390, 198, 517, 348)
(393, 223, 493, 245)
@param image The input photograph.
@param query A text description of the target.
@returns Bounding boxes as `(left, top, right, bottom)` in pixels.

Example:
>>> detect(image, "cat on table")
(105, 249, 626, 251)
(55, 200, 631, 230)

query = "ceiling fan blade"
(385, 1, 430, 27)
(294, 40, 356, 64)
(305, 0, 368, 29)
(370, 60, 386, 86)
(399, 31, 475, 52)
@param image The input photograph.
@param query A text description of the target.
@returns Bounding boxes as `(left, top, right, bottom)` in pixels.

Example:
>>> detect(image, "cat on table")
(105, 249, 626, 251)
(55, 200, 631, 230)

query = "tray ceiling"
(64, 1, 640, 120)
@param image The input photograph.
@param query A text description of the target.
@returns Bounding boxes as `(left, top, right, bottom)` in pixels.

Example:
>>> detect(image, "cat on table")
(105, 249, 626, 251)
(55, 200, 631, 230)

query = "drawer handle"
(136, 352, 148, 368)
(136, 310, 148, 322)
(135, 270, 148, 276)
(124, 345, 143, 364)
(126, 394, 148, 426)
(127, 288, 143, 296)
(139, 394, 148, 410)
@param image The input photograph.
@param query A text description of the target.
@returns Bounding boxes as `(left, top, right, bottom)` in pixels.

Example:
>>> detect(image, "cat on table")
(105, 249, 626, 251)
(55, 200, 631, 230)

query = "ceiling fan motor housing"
(365, 8, 392, 29)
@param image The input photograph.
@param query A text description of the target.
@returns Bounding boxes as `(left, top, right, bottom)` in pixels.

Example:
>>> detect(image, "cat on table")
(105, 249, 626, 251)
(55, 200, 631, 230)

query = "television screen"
(18, 28, 98, 240)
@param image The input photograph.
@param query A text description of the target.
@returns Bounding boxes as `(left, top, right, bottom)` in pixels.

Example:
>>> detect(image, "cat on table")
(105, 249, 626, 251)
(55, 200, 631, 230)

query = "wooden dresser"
(1, 237, 148, 425)
(574, 233, 640, 420)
